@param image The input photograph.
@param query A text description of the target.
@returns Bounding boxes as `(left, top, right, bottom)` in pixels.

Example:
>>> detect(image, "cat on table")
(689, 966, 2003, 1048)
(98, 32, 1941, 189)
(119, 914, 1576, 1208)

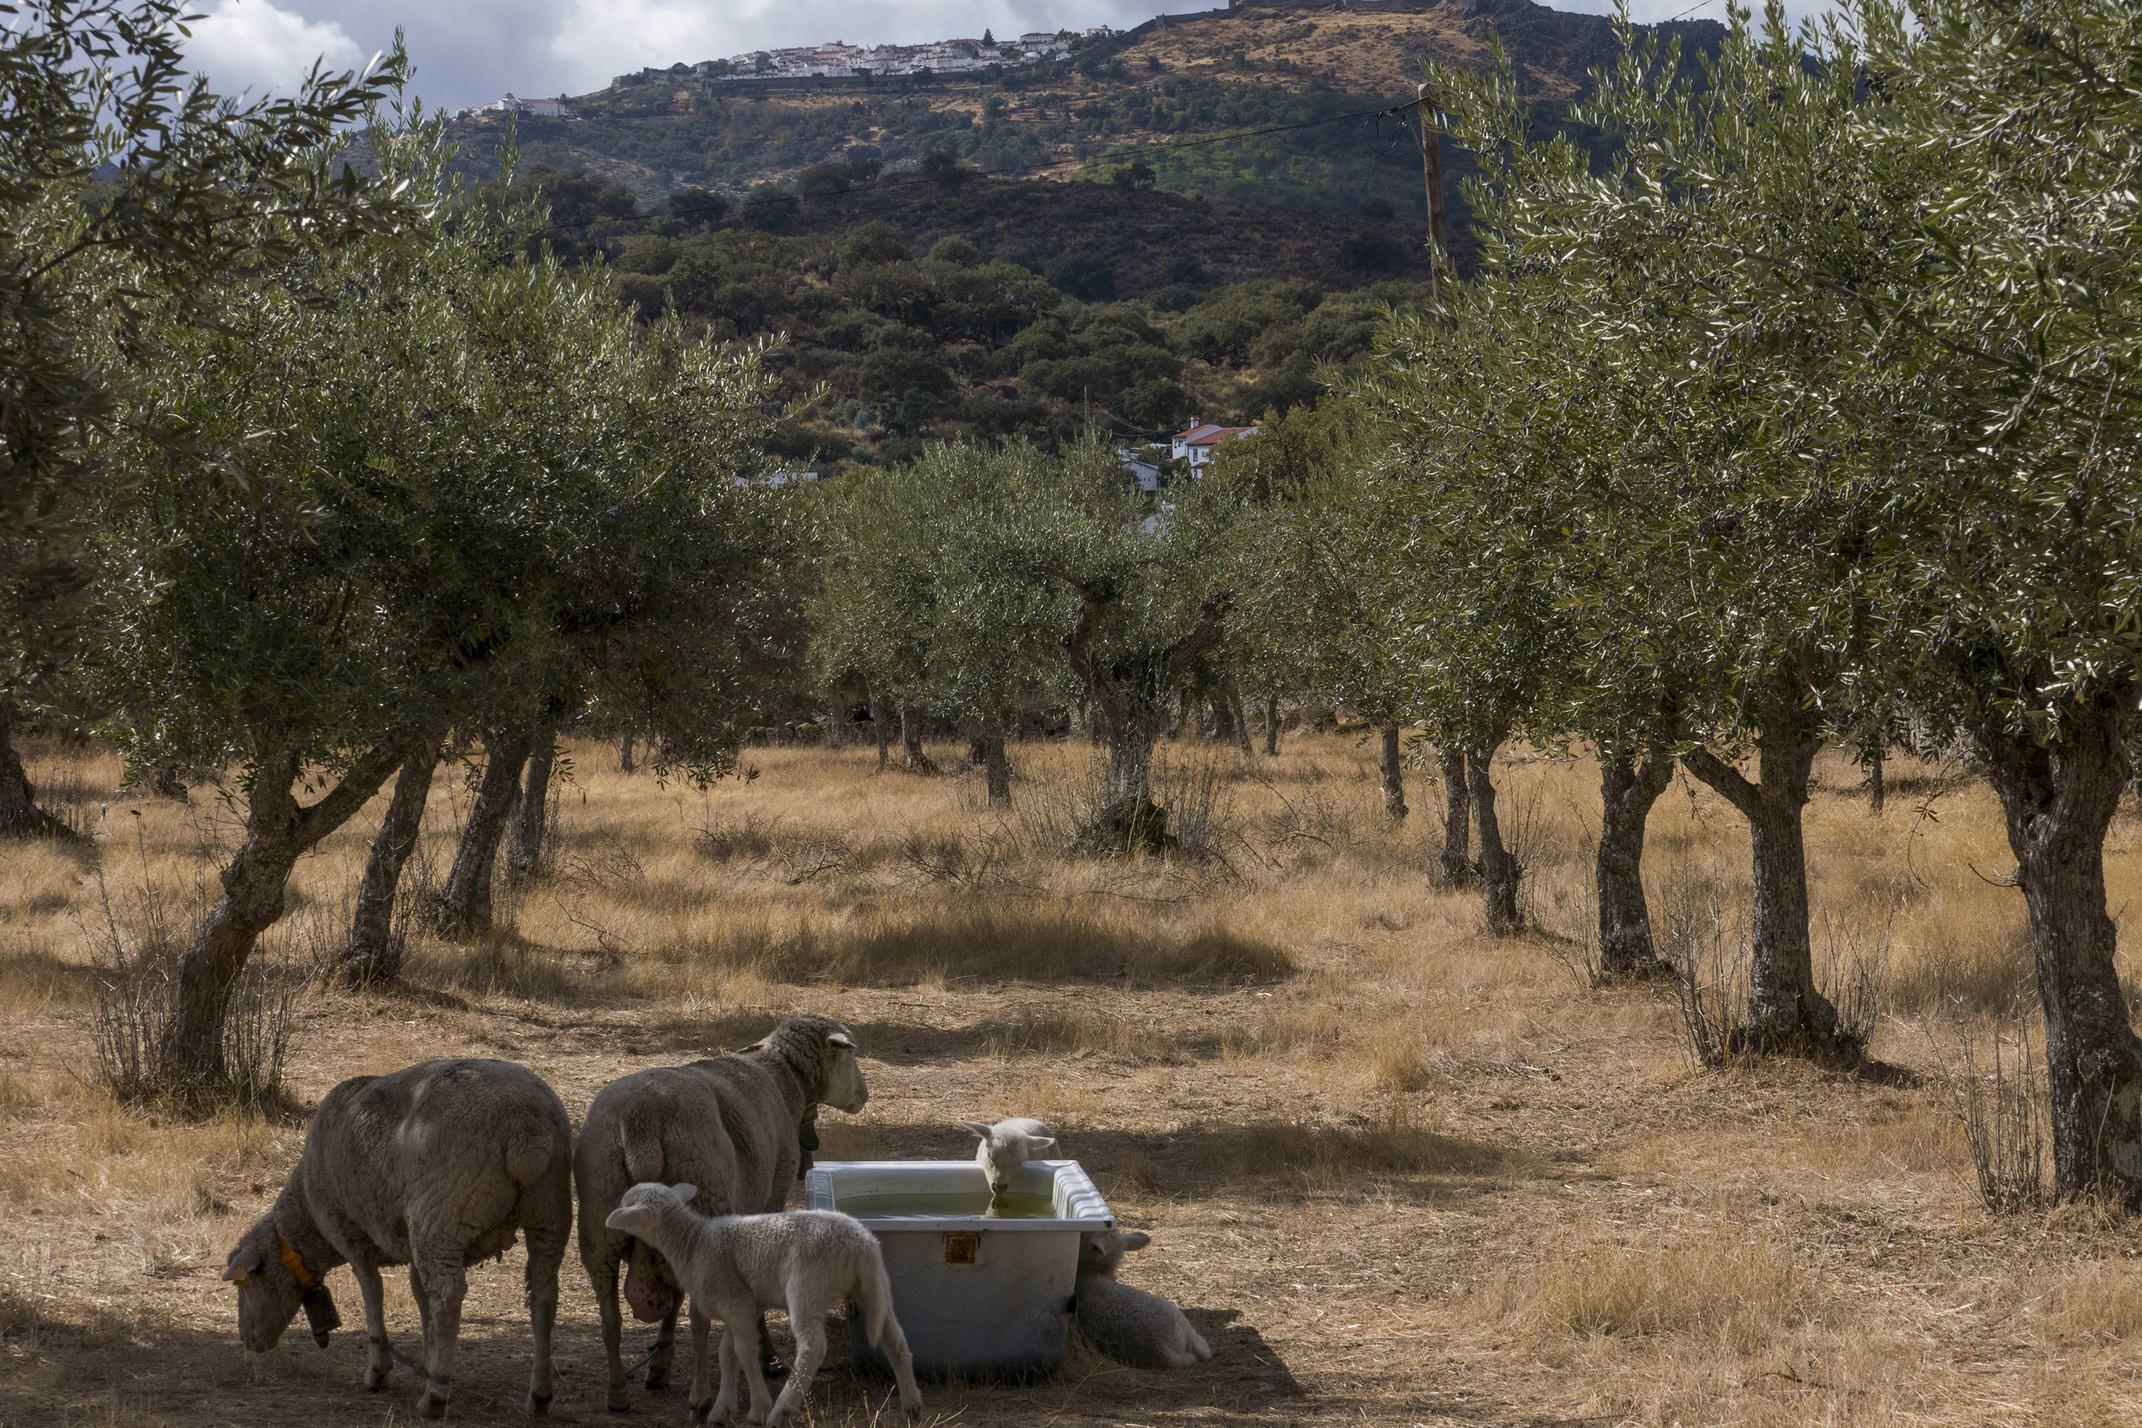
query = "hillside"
(447, 0, 1722, 218)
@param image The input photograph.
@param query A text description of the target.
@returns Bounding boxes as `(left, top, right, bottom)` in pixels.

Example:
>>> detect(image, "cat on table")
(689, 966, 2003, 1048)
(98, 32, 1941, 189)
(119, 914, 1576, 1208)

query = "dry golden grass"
(2, 729, 2141, 1425)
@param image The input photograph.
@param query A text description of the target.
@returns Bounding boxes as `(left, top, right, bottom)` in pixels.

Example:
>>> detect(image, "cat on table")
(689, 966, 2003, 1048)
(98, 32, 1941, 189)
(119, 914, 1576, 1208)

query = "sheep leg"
(351, 1259, 392, 1393)
(722, 1300, 775, 1424)
(413, 1259, 466, 1420)
(709, 1323, 740, 1425)
(877, 1314, 923, 1420)
(645, 1302, 680, 1392)
(765, 1315, 826, 1428)
(589, 1253, 630, 1412)
(686, 1298, 713, 1422)
(523, 1224, 566, 1416)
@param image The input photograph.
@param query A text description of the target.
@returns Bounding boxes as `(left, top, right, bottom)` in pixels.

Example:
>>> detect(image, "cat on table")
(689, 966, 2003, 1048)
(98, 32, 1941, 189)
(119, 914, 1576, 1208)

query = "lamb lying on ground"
(1075, 1228, 1213, 1370)
(958, 1116, 1056, 1196)
(220, 1058, 573, 1418)
(604, 1181, 923, 1427)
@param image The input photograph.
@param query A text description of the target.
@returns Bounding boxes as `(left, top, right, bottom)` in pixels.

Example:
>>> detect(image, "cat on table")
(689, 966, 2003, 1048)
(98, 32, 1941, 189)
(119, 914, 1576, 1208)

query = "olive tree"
(1850, 0, 2142, 1202)
(93, 134, 779, 1088)
(1, 0, 412, 838)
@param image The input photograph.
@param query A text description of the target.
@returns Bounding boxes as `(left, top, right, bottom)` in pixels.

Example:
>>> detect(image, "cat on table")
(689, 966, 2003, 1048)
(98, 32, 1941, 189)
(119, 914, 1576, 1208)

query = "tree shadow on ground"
(818, 1118, 1556, 1206)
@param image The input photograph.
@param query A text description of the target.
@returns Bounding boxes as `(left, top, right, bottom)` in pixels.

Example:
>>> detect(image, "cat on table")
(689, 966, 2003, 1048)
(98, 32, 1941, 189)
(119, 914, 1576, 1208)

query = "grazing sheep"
(1075, 1229, 1213, 1370)
(605, 1182, 923, 1426)
(219, 1058, 572, 1419)
(575, 1013, 868, 1413)
(957, 1116, 1057, 1196)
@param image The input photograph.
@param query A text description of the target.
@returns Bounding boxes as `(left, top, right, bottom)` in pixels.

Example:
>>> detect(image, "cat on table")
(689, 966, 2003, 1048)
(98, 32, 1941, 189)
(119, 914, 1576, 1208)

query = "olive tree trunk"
(433, 728, 533, 941)
(1596, 748, 1675, 979)
(504, 726, 558, 887)
(336, 743, 439, 989)
(898, 703, 938, 775)
(618, 733, 636, 774)
(1435, 746, 1473, 888)
(1262, 690, 1282, 757)
(154, 742, 410, 1090)
(1062, 591, 1228, 856)
(0, 702, 76, 841)
(1378, 723, 1408, 822)
(867, 682, 891, 770)
(1681, 666, 1841, 1056)
(978, 713, 1013, 810)
(1468, 744, 1521, 935)
(1982, 692, 2142, 1207)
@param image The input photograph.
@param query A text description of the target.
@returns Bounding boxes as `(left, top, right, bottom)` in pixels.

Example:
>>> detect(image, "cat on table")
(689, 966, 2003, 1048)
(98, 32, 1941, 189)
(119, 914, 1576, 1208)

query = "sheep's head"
(605, 1180, 698, 1239)
(221, 1217, 339, 1353)
(959, 1118, 1057, 1197)
(1077, 1228, 1151, 1277)
(748, 1015, 868, 1115)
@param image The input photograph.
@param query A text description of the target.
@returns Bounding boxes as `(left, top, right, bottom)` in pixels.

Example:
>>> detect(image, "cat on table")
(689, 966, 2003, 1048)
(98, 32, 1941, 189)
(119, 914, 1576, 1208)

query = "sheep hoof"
(606, 1384, 631, 1413)
(415, 1387, 449, 1419)
(687, 1398, 713, 1424)
(526, 1389, 553, 1416)
(362, 1363, 391, 1392)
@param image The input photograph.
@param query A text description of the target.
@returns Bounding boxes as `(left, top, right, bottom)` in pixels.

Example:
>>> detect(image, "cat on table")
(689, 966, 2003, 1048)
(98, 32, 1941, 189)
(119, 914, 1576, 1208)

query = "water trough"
(805, 1158, 1113, 1379)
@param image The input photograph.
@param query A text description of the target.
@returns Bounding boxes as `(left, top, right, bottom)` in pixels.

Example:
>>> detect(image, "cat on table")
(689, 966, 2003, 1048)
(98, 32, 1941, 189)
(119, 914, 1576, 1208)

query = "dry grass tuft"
(1512, 1230, 1809, 1352)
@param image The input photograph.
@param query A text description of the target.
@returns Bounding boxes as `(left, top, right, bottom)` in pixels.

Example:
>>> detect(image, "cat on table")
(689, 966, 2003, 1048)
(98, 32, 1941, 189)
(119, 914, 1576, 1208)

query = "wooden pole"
(1418, 82, 1447, 296)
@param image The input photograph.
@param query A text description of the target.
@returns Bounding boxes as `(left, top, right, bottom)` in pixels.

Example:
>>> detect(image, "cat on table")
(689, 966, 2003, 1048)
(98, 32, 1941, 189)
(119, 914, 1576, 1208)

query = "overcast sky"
(181, 0, 1735, 111)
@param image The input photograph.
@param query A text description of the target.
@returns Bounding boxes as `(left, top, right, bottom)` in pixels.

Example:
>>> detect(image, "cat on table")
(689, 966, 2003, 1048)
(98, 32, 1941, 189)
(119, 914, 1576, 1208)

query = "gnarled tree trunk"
(1682, 665, 1841, 1057)
(1596, 748, 1674, 979)
(1378, 722, 1408, 822)
(1983, 692, 2141, 1207)
(337, 743, 439, 990)
(1435, 746, 1473, 888)
(504, 725, 558, 888)
(1262, 690, 1281, 757)
(617, 733, 636, 774)
(0, 702, 77, 841)
(433, 728, 533, 941)
(154, 742, 409, 1092)
(1468, 744, 1520, 935)
(898, 703, 938, 775)
(978, 712, 1013, 810)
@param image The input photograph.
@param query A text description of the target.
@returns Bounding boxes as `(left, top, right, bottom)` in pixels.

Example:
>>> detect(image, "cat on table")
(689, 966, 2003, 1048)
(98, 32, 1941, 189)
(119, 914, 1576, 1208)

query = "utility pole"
(1416, 81, 1447, 298)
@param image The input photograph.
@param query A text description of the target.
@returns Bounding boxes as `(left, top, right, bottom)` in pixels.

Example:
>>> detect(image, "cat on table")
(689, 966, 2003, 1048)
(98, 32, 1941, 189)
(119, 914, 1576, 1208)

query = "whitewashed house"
(1170, 418, 1259, 473)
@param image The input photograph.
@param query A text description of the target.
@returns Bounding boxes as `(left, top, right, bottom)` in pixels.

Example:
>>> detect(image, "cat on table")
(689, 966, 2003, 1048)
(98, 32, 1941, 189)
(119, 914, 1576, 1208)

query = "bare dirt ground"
(3, 734, 2140, 1427)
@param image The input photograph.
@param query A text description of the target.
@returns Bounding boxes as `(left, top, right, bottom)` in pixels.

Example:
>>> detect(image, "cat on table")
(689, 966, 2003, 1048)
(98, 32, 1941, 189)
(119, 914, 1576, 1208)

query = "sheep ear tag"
(827, 1032, 855, 1050)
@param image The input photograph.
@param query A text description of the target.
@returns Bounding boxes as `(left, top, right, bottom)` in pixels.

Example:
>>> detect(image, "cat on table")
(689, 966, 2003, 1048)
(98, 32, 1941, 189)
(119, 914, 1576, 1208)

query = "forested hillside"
(522, 166, 1434, 467)
(449, 0, 1722, 215)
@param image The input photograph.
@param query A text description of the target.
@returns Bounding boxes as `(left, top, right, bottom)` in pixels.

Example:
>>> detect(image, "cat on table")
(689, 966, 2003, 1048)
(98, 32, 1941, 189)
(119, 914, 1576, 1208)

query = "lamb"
(1074, 1229, 1213, 1370)
(604, 1182, 923, 1426)
(575, 1013, 869, 1413)
(219, 1058, 572, 1419)
(957, 1115, 1057, 1196)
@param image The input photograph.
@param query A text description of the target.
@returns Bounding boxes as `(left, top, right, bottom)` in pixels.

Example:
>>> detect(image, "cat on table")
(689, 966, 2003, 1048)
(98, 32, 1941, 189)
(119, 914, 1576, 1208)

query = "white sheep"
(220, 1058, 572, 1418)
(576, 1013, 867, 1410)
(957, 1116, 1056, 1196)
(1075, 1228, 1213, 1369)
(604, 1181, 922, 1427)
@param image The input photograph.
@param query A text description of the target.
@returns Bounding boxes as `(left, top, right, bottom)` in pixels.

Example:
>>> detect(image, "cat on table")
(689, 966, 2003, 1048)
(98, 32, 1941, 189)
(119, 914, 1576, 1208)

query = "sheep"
(957, 1116, 1057, 1197)
(219, 1058, 572, 1419)
(604, 1182, 923, 1426)
(575, 1013, 869, 1414)
(1074, 1229, 1213, 1370)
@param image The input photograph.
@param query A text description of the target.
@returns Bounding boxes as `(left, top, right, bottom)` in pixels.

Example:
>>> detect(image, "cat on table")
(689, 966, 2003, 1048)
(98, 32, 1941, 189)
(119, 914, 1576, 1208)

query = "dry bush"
(86, 871, 297, 1112)
(1660, 866, 1888, 1066)
(1945, 1014, 2051, 1213)
(983, 1006, 1184, 1063)
(1512, 1230, 1807, 1353)
(694, 810, 788, 864)
(1016, 753, 1246, 866)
